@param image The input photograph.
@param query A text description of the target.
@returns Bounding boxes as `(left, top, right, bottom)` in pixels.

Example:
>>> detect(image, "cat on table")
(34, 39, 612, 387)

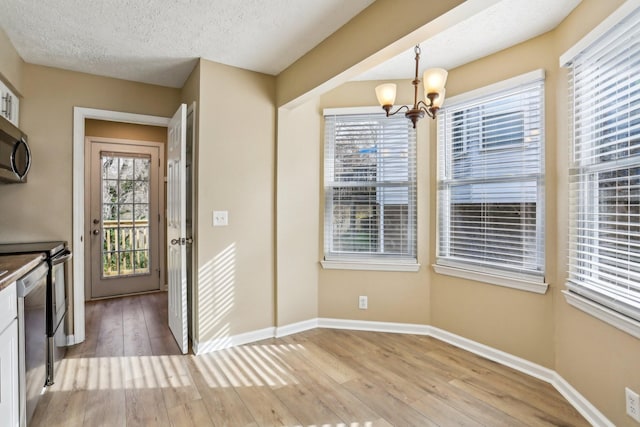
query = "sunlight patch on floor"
(53, 343, 306, 392)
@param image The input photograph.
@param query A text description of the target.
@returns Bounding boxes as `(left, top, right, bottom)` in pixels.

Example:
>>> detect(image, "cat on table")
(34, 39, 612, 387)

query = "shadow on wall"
(197, 242, 237, 351)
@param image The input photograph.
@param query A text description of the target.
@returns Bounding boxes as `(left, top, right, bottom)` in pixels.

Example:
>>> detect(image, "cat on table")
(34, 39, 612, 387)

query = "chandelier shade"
(374, 83, 397, 107)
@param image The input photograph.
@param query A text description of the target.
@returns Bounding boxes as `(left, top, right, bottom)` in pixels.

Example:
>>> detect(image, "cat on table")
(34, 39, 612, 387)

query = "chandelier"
(375, 45, 448, 128)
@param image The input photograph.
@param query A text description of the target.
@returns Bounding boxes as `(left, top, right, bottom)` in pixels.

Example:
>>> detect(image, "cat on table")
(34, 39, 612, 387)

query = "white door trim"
(72, 107, 170, 344)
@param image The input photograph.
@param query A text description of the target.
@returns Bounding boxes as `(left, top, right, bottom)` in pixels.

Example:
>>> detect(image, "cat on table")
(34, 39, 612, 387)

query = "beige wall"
(194, 59, 276, 344)
(276, 99, 321, 326)
(277, 0, 466, 108)
(317, 80, 432, 325)
(0, 64, 179, 245)
(0, 27, 24, 95)
(85, 119, 168, 143)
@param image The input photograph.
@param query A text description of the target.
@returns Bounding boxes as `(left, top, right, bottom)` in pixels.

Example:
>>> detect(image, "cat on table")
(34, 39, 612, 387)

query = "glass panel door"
(101, 154, 151, 277)
(88, 139, 162, 299)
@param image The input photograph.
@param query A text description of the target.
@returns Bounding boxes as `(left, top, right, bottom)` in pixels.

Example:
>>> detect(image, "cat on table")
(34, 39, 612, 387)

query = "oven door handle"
(51, 249, 72, 266)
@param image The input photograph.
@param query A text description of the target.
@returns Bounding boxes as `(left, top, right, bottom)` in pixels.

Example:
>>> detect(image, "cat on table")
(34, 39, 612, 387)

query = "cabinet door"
(0, 80, 19, 127)
(0, 318, 19, 427)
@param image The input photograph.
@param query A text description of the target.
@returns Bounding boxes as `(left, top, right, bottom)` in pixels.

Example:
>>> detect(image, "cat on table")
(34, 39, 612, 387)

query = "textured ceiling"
(355, 0, 581, 81)
(0, 0, 374, 87)
(0, 0, 581, 89)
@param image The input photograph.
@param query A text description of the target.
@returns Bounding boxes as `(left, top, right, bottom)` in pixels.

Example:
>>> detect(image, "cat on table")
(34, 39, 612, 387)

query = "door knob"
(93, 219, 100, 224)
(171, 238, 180, 245)
(92, 229, 100, 235)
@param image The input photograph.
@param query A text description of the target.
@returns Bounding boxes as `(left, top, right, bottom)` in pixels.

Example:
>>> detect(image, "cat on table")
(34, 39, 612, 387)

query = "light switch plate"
(213, 211, 228, 226)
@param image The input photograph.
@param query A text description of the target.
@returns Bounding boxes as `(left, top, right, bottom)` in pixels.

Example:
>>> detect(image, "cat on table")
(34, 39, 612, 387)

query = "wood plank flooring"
(30, 293, 589, 426)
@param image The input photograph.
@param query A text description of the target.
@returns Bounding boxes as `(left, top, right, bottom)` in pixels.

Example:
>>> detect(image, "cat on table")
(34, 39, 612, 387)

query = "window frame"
(434, 70, 548, 293)
(561, 1, 640, 338)
(322, 106, 419, 272)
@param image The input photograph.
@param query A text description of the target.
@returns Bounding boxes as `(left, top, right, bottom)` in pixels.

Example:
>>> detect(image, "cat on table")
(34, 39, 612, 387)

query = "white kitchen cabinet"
(0, 282, 19, 427)
(0, 79, 19, 127)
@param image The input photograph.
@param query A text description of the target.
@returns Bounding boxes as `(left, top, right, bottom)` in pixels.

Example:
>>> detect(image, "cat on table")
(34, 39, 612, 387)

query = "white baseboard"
(66, 334, 76, 346)
(551, 373, 615, 427)
(192, 327, 275, 355)
(275, 318, 318, 338)
(427, 326, 556, 384)
(191, 317, 612, 426)
(318, 318, 431, 335)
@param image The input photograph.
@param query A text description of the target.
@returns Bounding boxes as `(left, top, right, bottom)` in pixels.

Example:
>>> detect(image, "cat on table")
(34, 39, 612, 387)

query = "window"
(481, 109, 525, 150)
(323, 108, 417, 270)
(564, 5, 640, 331)
(436, 71, 545, 289)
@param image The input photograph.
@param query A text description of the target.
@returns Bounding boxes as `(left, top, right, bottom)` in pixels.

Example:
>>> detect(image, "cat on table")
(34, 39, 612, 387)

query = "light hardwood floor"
(31, 292, 588, 426)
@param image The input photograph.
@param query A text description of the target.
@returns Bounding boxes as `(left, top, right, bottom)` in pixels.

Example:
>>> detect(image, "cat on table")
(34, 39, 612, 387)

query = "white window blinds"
(324, 110, 416, 261)
(566, 6, 640, 322)
(437, 72, 545, 280)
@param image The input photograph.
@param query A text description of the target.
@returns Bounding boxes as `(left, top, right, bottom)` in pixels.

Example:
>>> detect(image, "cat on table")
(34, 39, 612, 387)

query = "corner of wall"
(0, 27, 24, 95)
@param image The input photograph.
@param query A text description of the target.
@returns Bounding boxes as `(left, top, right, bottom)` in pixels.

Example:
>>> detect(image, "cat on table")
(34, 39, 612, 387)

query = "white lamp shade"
(375, 83, 397, 106)
(423, 68, 448, 94)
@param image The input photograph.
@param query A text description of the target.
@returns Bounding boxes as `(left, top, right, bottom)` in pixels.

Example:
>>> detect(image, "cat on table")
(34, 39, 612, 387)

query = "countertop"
(0, 254, 45, 291)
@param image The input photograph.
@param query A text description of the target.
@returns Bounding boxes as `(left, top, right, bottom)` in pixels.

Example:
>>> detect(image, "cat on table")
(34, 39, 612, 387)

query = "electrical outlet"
(213, 210, 228, 227)
(358, 295, 368, 310)
(627, 387, 640, 422)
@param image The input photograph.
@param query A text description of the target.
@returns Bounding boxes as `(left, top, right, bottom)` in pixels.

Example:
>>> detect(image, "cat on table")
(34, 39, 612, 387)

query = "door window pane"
(100, 154, 152, 278)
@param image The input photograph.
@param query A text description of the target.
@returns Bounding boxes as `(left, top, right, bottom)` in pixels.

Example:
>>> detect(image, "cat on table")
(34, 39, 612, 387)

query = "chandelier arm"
(416, 100, 431, 109)
(385, 104, 410, 117)
(417, 103, 438, 120)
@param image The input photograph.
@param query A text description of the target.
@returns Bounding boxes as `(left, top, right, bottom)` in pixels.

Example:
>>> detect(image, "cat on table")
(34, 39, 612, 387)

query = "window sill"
(320, 260, 420, 272)
(432, 264, 548, 294)
(562, 290, 640, 340)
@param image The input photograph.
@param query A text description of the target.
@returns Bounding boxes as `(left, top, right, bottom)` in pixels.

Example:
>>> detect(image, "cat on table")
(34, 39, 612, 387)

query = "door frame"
(84, 136, 165, 300)
(72, 107, 170, 344)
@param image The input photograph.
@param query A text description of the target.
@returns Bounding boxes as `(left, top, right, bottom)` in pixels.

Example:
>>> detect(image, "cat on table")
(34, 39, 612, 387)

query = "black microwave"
(0, 115, 30, 183)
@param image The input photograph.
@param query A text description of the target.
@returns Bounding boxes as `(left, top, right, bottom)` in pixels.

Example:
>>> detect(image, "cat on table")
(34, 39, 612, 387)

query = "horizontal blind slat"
(324, 112, 417, 259)
(566, 5, 640, 322)
(437, 75, 545, 276)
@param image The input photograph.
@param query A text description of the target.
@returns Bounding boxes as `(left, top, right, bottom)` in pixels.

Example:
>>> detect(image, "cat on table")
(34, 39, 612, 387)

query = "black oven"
(0, 241, 71, 386)
(0, 114, 30, 183)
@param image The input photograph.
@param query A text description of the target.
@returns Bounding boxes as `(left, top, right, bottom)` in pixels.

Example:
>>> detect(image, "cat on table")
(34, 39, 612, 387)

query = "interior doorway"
(85, 137, 164, 299)
(72, 107, 195, 354)
(72, 109, 171, 344)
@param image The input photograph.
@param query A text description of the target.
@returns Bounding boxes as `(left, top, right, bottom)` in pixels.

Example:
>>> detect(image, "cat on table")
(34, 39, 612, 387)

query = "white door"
(167, 104, 188, 354)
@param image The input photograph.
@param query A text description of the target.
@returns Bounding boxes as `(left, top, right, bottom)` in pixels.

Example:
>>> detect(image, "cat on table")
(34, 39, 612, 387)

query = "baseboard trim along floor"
(191, 317, 612, 427)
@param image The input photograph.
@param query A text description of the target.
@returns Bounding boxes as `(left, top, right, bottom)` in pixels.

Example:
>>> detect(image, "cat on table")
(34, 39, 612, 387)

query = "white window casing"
(562, 1, 640, 337)
(323, 107, 418, 270)
(436, 70, 546, 292)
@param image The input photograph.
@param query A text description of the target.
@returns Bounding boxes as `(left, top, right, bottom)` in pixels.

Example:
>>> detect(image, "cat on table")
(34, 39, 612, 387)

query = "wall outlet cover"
(358, 295, 368, 310)
(627, 387, 640, 422)
(213, 211, 228, 227)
